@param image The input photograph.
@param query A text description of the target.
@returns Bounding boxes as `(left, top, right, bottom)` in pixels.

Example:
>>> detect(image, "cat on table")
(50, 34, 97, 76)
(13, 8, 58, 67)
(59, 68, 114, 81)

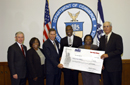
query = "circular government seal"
(52, 2, 97, 43)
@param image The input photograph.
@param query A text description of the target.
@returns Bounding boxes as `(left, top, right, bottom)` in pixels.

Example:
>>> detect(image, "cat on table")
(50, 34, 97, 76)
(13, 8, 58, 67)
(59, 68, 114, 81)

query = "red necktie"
(21, 45, 25, 57)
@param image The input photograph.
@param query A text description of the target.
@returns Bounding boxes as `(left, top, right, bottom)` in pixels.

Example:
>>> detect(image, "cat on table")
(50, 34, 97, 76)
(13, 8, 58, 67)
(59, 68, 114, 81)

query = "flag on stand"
(43, 0, 51, 42)
(96, 0, 105, 46)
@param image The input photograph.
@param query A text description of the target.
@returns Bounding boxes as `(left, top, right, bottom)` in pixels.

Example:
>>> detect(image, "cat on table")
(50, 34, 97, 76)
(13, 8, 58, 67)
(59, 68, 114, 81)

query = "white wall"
(0, 0, 45, 62)
(0, 0, 130, 62)
(102, 0, 130, 59)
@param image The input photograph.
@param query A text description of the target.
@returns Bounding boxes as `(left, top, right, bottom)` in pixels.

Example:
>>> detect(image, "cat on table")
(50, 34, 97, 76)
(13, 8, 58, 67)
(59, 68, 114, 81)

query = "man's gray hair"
(104, 21, 112, 26)
(15, 31, 24, 37)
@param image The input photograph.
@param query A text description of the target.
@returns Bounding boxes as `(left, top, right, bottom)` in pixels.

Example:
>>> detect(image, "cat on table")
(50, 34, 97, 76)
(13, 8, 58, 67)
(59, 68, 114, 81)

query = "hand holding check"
(58, 64, 64, 69)
(101, 54, 108, 59)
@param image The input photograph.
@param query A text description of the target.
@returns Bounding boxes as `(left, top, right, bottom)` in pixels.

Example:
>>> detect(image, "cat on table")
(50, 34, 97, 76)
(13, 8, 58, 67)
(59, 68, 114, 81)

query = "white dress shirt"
(105, 32, 112, 43)
(17, 42, 22, 49)
(67, 35, 74, 46)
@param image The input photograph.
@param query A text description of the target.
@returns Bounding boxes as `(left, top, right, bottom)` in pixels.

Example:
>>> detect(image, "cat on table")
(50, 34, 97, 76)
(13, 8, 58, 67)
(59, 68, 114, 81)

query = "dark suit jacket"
(7, 42, 27, 78)
(43, 39, 61, 74)
(26, 48, 45, 78)
(60, 35, 82, 56)
(98, 32, 123, 72)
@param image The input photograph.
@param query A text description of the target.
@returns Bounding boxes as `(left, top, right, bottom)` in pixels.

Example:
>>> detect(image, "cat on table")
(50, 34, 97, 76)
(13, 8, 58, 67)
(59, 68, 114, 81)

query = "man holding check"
(99, 21, 123, 85)
(60, 25, 82, 85)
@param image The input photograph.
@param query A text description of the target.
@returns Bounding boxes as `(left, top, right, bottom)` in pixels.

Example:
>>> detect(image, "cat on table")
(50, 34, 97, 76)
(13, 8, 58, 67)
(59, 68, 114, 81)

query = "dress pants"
(28, 77, 44, 85)
(63, 68, 78, 85)
(103, 69, 122, 85)
(46, 71, 61, 85)
(11, 77, 26, 85)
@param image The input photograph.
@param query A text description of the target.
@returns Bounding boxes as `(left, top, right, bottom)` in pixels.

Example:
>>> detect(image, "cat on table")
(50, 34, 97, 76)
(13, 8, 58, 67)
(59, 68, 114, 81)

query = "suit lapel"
(106, 33, 113, 49)
(48, 39, 55, 49)
(65, 37, 69, 46)
(15, 43, 25, 57)
(32, 48, 40, 58)
(48, 39, 59, 54)
(102, 36, 106, 45)
(100, 36, 106, 50)
(55, 40, 59, 50)
(72, 36, 75, 46)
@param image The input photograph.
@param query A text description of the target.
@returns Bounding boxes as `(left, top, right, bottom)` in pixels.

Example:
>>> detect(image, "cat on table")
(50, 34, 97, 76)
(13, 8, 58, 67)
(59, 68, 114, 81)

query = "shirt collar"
(67, 35, 74, 38)
(17, 42, 22, 46)
(105, 32, 112, 37)
(17, 42, 22, 48)
(49, 39, 55, 44)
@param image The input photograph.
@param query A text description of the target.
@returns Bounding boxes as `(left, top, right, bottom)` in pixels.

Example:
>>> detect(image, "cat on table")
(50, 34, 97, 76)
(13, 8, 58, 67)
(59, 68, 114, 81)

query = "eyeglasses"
(103, 26, 111, 28)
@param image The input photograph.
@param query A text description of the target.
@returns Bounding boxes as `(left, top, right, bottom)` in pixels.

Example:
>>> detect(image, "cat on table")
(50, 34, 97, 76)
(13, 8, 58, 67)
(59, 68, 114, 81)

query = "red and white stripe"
(43, 21, 51, 42)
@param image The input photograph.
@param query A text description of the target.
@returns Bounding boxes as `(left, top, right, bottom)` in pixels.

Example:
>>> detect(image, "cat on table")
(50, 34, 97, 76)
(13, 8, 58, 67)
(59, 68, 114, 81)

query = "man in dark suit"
(99, 21, 123, 85)
(43, 29, 63, 85)
(7, 31, 27, 85)
(60, 25, 82, 85)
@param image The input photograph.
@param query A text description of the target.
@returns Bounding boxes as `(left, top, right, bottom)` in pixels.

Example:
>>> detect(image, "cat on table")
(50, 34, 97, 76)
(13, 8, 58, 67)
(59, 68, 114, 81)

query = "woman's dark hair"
(84, 34, 93, 44)
(29, 37, 40, 48)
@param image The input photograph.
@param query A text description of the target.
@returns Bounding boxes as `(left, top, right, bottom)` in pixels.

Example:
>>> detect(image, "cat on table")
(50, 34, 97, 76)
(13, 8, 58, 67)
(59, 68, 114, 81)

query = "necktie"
(68, 37, 72, 46)
(105, 35, 108, 46)
(53, 41, 57, 50)
(21, 45, 25, 57)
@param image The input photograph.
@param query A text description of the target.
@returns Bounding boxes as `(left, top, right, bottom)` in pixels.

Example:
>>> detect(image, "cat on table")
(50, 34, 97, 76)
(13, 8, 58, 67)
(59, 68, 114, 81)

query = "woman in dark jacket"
(27, 37, 45, 85)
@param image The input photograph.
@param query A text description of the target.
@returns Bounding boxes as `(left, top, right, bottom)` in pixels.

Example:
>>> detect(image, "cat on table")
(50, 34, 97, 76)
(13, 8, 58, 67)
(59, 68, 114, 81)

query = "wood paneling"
(0, 62, 11, 85)
(0, 65, 4, 85)
(78, 72, 83, 85)
(0, 59, 130, 85)
(122, 59, 130, 85)
(4, 65, 11, 85)
(60, 72, 64, 85)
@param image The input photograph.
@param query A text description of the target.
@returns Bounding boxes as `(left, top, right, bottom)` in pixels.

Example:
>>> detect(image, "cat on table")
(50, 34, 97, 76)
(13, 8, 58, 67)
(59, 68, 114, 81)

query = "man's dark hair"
(66, 25, 73, 30)
(49, 28, 56, 33)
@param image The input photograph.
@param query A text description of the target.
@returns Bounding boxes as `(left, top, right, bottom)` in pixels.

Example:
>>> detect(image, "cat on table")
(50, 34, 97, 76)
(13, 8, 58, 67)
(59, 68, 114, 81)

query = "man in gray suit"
(7, 31, 27, 85)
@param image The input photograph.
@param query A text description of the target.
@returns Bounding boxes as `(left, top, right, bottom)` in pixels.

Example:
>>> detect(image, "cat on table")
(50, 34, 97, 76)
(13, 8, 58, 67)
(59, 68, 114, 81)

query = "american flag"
(43, 0, 51, 42)
(96, 0, 105, 46)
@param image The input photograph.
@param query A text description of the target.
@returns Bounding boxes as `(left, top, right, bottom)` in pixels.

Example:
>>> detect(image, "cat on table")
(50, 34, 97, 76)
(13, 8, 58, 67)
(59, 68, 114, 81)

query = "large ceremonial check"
(60, 47, 105, 74)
